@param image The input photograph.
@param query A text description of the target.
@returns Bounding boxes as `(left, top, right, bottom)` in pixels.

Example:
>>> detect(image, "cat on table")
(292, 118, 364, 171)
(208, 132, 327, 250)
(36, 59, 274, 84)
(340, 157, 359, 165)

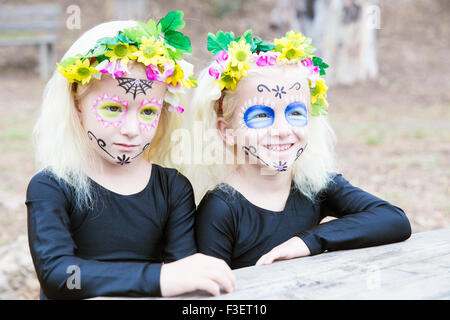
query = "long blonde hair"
(176, 62, 338, 204)
(33, 20, 181, 210)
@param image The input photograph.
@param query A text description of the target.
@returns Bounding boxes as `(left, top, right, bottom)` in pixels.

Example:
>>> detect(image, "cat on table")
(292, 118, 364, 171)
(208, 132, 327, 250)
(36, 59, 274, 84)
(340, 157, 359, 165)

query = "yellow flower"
(286, 30, 307, 47)
(227, 64, 247, 80)
(57, 63, 77, 82)
(310, 79, 328, 104)
(218, 72, 238, 91)
(165, 64, 184, 87)
(134, 36, 168, 67)
(105, 42, 138, 65)
(228, 38, 252, 74)
(274, 37, 304, 63)
(58, 59, 98, 84)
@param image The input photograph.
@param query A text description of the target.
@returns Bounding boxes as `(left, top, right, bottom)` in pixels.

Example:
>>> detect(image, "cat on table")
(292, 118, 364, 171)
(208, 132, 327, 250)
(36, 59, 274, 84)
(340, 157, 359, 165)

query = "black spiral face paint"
(256, 82, 300, 99)
(294, 144, 307, 161)
(242, 145, 270, 166)
(288, 82, 301, 91)
(88, 131, 115, 160)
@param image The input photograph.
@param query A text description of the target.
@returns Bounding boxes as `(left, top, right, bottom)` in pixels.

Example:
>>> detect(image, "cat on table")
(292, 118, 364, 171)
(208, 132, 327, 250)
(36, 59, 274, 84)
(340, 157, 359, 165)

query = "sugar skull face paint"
(137, 97, 162, 131)
(91, 93, 129, 128)
(78, 62, 168, 167)
(240, 96, 307, 129)
(242, 100, 275, 129)
(228, 65, 310, 173)
(284, 101, 308, 127)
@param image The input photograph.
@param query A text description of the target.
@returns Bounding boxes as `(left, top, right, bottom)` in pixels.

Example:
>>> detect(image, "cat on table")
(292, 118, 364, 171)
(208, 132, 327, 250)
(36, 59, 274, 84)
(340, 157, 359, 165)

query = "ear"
(217, 116, 235, 146)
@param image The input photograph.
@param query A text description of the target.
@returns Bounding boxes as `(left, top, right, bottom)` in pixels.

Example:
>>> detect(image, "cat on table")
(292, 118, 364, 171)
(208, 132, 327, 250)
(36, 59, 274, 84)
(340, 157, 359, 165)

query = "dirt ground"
(0, 0, 448, 299)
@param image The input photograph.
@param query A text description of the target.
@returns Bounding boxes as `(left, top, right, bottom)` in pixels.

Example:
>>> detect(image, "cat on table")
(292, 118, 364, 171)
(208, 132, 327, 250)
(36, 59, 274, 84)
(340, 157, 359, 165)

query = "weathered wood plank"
(93, 228, 450, 300)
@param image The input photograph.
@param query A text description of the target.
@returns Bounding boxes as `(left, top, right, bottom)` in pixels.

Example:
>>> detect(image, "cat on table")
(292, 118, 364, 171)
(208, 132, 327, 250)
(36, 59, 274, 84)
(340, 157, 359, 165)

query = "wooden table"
(96, 227, 450, 300)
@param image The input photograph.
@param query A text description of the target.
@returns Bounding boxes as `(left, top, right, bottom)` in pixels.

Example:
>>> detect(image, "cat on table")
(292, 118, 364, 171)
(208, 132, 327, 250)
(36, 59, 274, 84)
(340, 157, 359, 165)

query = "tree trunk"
(270, 0, 379, 85)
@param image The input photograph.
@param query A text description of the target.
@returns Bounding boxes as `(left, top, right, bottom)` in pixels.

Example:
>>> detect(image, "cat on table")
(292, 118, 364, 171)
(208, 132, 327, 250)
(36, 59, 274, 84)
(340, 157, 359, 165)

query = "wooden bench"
(0, 4, 62, 79)
(94, 227, 450, 300)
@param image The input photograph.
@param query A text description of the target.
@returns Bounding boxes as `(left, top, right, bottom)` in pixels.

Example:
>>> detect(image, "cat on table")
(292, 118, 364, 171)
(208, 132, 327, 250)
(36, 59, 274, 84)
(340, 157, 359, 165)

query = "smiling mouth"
(264, 143, 294, 152)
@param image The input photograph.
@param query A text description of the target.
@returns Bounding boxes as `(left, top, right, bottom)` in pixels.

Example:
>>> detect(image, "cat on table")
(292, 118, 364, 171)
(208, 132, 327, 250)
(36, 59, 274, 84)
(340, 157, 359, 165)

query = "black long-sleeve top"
(26, 164, 196, 299)
(195, 173, 411, 269)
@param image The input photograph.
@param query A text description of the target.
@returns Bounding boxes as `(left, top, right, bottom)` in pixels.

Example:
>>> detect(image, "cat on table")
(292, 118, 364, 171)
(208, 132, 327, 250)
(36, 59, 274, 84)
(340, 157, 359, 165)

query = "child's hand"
(255, 236, 311, 266)
(160, 253, 236, 297)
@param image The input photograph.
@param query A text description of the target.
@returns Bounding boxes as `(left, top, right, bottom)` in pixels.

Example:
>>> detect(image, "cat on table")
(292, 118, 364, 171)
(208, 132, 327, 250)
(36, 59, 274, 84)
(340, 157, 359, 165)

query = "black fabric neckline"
(217, 182, 294, 215)
(88, 164, 156, 198)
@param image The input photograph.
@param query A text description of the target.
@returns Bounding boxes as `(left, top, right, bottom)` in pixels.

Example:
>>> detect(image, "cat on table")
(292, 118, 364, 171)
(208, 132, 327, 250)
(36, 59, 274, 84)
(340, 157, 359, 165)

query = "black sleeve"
(296, 174, 412, 255)
(163, 172, 197, 262)
(195, 193, 235, 266)
(26, 172, 162, 300)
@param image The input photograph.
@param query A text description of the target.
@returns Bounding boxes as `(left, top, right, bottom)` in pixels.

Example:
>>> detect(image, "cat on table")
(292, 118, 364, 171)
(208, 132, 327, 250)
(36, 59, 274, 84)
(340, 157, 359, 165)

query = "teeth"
(265, 144, 293, 151)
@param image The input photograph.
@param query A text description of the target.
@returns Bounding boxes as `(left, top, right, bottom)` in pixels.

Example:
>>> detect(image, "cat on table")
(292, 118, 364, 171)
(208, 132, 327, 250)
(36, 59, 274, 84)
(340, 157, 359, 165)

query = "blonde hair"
(33, 20, 181, 210)
(177, 62, 337, 204)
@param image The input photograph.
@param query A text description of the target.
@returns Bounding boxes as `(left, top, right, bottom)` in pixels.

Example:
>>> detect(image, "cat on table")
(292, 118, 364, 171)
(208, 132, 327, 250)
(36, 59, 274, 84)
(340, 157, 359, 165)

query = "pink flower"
(311, 65, 319, 74)
(98, 60, 129, 79)
(168, 105, 184, 114)
(254, 52, 280, 67)
(146, 63, 174, 82)
(301, 57, 313, 68)
(161, 63, 175, 79)
(146, 64, 163, 82)
(215, 50, 230, 64)
(209, 65, 222, 80)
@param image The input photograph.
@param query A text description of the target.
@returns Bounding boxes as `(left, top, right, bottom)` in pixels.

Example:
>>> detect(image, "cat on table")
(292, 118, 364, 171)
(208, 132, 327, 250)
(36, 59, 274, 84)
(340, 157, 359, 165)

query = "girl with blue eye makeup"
(176, 30, 411, 271)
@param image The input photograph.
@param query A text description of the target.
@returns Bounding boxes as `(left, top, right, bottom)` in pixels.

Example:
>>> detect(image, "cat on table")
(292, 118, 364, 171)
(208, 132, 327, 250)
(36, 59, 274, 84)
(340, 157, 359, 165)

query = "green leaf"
(167, 47, 184, 60)
(145, 19, 158, 36)
(312, 56, 329, 75)
(96, 36, 119, 46)
(116, 31, 133, 44)
(158, 10, 185, 33)
(207, 31, 235, 55)
(85, 44, 108, 58)
(60, 57, 76, 67)
(164, 30, 192, 54)
(255, 40, 275, 52)
(124, 28, 144, 43)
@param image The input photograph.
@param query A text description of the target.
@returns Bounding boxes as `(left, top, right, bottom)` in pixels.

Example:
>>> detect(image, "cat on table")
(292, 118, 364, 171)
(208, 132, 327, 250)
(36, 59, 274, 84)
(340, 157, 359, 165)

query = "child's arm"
(195, 193, 235, 267)
(255, 174, 411, 265)
(161, 172, 197, 262)
(296, 173, 411, 255)
(26, 172, 163, 299)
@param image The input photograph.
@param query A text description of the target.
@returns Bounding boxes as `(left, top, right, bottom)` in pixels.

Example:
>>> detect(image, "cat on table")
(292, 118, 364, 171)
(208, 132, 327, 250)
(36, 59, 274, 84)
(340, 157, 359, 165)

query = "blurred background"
(0, 0, 448, 299)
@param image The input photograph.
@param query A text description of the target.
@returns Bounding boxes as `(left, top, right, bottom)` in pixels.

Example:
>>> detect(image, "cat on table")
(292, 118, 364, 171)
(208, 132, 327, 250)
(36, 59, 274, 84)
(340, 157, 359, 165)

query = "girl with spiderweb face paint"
(26, 16, 236, 300)
(77, 62, 166, 168)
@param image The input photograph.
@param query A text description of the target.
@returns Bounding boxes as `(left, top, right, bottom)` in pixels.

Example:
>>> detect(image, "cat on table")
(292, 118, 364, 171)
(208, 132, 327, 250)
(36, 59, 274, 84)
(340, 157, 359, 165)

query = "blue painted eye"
(244, 105, 275, 129)
(285, 101, 308, 127)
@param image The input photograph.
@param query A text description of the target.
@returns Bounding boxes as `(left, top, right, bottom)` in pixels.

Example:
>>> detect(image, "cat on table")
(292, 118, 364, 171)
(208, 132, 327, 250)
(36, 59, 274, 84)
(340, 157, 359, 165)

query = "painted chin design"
(87, 131, 150, 165)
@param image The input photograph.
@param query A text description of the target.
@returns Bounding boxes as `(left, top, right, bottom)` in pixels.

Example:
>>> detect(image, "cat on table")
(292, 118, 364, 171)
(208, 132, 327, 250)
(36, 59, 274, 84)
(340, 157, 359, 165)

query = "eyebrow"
(116, 77, 154, 100)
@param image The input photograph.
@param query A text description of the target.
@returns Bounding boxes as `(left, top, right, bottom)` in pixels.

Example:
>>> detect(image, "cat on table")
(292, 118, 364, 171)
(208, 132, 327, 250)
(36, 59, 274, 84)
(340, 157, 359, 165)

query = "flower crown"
(207, 30, 329, 116)
(57, 11, 196, 114)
